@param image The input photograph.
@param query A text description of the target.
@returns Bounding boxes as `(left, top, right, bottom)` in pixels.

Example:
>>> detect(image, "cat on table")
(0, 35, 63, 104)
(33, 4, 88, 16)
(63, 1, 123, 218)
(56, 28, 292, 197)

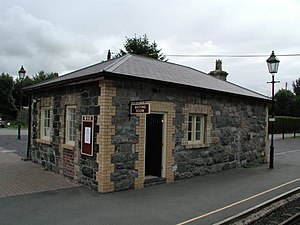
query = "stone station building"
(24, 54, 270, 193)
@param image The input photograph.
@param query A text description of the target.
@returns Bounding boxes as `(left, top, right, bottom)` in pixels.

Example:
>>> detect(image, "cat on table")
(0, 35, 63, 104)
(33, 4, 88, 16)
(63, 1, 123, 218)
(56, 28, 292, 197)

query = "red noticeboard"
(81, 115, 94, 156)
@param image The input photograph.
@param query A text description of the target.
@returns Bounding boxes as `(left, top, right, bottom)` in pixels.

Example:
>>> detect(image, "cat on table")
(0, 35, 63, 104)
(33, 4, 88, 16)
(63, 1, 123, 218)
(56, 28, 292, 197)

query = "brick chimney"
(208, 60, 228, 81)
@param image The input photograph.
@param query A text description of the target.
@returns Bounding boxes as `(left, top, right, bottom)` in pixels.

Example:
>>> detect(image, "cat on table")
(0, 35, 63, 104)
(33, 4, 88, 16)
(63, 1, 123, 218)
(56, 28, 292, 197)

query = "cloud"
(0, 6, 101, 77)
(0, 0, 299, 96)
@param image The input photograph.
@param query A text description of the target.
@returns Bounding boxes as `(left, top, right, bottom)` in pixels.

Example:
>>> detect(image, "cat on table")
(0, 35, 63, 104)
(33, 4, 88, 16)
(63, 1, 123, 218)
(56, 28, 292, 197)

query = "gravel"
(249, 197, 300, 225)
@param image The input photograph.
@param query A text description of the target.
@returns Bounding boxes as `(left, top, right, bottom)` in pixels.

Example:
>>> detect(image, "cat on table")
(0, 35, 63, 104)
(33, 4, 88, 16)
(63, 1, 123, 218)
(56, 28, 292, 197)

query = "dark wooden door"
(145, 114, 163, 177)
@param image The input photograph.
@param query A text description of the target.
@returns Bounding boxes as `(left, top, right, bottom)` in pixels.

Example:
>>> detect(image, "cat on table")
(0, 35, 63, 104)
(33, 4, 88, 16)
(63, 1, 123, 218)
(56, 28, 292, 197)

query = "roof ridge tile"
(104, 54, 132, 72)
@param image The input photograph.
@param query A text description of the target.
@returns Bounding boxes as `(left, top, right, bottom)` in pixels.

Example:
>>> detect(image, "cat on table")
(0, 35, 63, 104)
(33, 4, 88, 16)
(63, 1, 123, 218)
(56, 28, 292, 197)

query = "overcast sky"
(1, 0, 300, 96)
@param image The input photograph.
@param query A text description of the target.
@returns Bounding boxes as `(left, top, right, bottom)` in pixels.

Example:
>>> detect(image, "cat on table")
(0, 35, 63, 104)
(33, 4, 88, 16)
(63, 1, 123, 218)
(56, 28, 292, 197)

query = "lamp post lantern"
(266, 51, 280, 169)
(18, 66, 26, 140)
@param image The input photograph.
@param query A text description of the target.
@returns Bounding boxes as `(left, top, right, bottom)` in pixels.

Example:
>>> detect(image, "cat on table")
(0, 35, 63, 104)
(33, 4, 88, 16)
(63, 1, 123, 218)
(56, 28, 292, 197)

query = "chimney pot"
(208, 59, 228, 81)
(107, 50, 111, 60)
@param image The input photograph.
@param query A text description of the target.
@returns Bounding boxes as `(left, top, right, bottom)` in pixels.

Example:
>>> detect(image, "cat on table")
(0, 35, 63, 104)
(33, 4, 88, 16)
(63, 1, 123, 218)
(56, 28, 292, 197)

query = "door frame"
(144, 112, 167, 178)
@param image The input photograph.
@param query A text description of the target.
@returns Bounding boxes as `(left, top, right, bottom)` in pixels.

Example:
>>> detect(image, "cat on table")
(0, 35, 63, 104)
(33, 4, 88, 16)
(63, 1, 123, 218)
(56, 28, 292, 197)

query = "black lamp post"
(18, 66, 26, 140)
(266, 51, 280, 169)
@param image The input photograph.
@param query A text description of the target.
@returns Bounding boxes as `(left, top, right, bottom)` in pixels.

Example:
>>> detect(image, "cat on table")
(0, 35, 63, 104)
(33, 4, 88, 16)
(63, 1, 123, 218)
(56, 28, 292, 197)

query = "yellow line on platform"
(275, 149, 300, 155)
(177, 177, 300, 225)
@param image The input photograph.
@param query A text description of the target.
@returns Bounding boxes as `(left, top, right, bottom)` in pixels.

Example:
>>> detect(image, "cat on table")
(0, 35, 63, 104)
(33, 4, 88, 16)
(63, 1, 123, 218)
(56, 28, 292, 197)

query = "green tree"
(13, 71, 58, 110)
(293, 95, 300, 116)
(116, 34, 166, 60)
(0, 70, 58, 120)
(0, 73, 16, 117)
(27, 71, 57, 106)
(274, 89, 295, 116)
(13, 76, 35, 107)
(32, 71, 58, 84)
(292, 78, 300, 96)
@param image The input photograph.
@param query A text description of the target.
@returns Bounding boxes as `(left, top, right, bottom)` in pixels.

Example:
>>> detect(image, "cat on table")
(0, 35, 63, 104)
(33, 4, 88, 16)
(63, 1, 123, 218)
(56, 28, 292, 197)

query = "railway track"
(215, 187, 300, 225)
(279, 212, 300, 225)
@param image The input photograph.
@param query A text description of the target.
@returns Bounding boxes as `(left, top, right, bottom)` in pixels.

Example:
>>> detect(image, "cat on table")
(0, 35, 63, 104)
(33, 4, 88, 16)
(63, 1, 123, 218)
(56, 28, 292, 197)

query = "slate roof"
(24, 54, 270, 101)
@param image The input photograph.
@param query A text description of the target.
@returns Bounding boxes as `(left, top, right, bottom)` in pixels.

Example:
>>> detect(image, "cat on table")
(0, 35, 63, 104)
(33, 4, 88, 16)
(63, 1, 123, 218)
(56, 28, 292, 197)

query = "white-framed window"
(41, 107, 51, 140)
(188, 114, 205, 144)
(66, 106, 76, 145)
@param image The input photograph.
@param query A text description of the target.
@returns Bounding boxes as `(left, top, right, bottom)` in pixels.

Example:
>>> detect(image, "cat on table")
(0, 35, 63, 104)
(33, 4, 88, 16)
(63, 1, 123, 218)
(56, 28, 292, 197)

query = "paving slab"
(0, 149, 78, 198)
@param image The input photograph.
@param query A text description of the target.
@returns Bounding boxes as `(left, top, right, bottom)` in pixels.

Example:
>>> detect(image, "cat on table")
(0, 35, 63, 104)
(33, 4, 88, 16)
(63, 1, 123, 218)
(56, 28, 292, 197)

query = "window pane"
(188, 132, 192, 141)
(71, 111, 76, 120)
(41, 108, 50, 139)
(195, 131, 200, 141)
(188, 116, 192, 132)
(188, 122, 192, 132)
(196, 121, 201, 131)
(45, 127, 50, 137)
(66, 107, 76, 144)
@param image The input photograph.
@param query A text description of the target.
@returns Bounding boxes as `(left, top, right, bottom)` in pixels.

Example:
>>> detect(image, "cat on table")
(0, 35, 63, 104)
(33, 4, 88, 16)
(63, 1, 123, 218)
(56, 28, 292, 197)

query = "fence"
(270, 116, 300, 139)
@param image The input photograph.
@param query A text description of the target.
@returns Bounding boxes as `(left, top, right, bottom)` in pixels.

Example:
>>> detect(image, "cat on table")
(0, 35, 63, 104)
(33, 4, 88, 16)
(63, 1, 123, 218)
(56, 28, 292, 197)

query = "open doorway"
(145, 114, 163, 179)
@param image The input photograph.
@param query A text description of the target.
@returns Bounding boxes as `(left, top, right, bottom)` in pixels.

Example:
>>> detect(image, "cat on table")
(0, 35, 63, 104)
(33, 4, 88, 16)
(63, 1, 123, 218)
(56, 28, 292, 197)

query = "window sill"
(36, 139, 51, 145)
(186, 142, 210, 149)
(63, 143, 75, 150)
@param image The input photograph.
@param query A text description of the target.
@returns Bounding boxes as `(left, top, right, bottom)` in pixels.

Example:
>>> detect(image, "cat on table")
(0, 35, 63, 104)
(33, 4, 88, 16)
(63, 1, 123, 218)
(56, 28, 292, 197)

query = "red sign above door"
(130, 103, 151, 114)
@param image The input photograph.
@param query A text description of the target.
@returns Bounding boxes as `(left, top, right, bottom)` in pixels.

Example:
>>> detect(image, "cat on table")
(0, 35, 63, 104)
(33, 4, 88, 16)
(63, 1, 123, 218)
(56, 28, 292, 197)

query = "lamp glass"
(266, 51, 280, 74)
(267, 62, 279, 74)
(18, 66, 26, 80)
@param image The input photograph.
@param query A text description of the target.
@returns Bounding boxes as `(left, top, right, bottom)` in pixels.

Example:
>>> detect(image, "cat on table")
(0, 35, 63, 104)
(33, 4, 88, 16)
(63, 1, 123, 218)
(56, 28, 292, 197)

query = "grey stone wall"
(31, 82, 100, 190)
(111, 79, 267, 186)
(175, 96, 267, 179)
(111, 97, 139, 191)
